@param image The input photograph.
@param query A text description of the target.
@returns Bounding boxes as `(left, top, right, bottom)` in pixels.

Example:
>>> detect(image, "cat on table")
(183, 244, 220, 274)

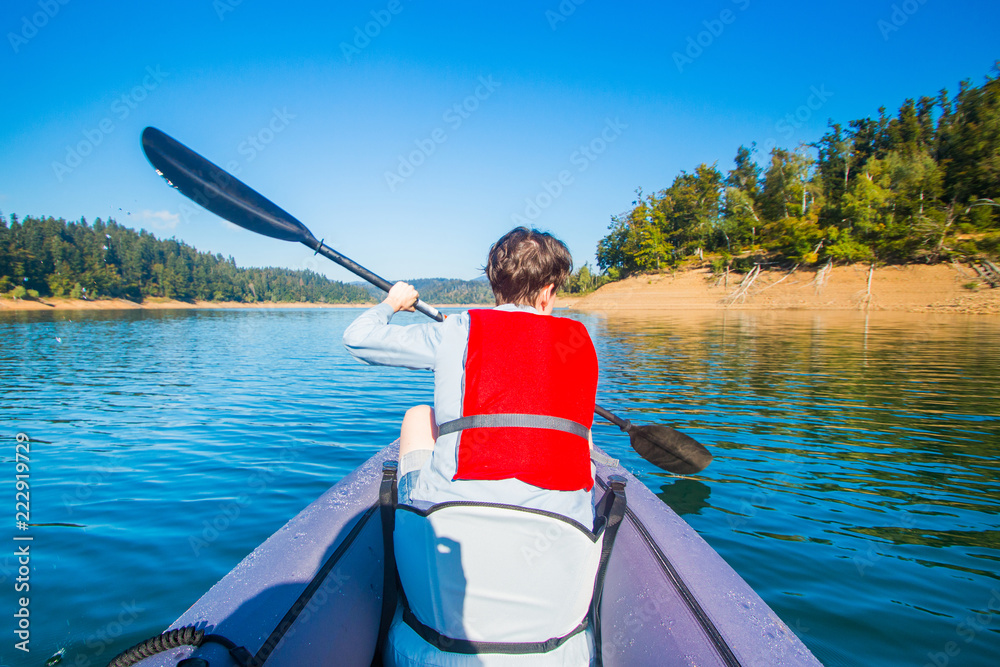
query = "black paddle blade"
(141, 127, 317, 246)
(628, 424, 713, 474)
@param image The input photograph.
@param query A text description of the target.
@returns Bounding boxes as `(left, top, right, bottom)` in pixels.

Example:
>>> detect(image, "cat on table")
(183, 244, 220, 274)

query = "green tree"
(723, 146, 763, 250)
(599, 66, 1000, 272)
(814, 123, 853, 229)
(760, 148, 815, 221)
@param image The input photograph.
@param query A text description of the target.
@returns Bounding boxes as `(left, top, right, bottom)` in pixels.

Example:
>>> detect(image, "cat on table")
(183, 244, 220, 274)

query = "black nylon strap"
(591, 476, 627, 666)
(375, 461, 399, 662)
(438, 413, 589, 439)
(252, 502, 379, 666)
(402, 607, 589, 655)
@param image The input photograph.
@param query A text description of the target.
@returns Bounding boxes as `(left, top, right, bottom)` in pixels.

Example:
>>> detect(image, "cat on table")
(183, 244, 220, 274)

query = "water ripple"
(2, 308, 998, 666)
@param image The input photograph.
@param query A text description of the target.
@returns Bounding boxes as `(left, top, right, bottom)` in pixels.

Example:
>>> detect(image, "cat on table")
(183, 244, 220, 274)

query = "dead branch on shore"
(724, 265, 762, 304)
(814, 260, 833, 295)
(856, 262, 876, 310)
(975, 261, 1000, 287)
(755, 264, 800, 295)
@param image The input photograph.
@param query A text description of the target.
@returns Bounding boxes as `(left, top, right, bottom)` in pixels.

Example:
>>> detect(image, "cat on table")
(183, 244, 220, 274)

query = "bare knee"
(404, 405, 433, 423)
(400, 405, 437, 457)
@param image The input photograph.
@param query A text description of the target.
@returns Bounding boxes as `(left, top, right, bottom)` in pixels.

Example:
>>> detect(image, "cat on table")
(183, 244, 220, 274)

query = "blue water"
(1, 307, 999, 667)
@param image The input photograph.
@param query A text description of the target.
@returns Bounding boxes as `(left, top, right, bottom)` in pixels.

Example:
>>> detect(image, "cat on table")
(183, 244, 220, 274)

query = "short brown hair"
(486, 227, 573, 305)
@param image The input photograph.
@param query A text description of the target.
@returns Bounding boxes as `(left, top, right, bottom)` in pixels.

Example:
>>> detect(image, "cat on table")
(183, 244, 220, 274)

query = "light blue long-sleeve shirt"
(343, 302, 595, 526)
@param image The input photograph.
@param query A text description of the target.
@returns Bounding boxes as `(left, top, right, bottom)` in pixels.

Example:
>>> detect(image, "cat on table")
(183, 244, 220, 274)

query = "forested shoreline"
(0, 215, 371, 304)
(0, 215, 502, 305)
(597, 67, 1000, 277)
(5, 69, 997, 304)
(356, 277, 494, 304)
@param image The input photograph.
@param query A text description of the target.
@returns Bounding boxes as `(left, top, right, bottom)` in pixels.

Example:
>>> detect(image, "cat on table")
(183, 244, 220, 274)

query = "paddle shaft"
(594, 405, 628, 431)
(304, 237, 444, 322)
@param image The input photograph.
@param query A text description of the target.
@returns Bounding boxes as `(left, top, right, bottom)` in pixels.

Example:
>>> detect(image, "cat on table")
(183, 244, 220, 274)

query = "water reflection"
(576, 309, 1000, 667)
(655, 478, 713, 516)
(4, 306, 998, 667)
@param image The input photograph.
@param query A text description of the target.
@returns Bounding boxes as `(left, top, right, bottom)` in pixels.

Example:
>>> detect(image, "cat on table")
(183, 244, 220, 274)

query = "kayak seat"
(378, 468, 626, 666)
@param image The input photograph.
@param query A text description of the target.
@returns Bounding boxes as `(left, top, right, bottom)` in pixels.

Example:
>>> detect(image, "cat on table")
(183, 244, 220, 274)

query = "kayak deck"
(127, 443, 820, 666)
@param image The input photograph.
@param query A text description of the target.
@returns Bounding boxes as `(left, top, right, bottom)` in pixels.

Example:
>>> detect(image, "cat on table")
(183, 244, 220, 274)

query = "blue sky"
(1, 1, 996, 282)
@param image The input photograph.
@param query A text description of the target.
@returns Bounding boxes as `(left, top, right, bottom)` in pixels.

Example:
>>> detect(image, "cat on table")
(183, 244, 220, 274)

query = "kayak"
(111, 443, 821, 666)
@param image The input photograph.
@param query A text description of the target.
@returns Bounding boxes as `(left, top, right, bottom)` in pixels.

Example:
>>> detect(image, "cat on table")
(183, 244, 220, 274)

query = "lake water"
(1, 307, 998, 667)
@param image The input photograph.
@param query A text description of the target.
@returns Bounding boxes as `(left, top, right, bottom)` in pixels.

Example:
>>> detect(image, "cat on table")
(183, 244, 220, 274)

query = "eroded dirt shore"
(567, 264, 1000, 315)
(3, 264, 997, 315)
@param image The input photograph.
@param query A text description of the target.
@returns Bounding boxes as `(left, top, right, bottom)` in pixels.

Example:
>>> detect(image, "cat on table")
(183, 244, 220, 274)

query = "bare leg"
(400, 405, 437, 459)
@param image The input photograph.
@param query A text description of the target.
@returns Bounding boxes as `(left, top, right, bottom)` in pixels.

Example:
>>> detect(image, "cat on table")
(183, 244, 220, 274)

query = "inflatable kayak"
(111, 443, 821, 666)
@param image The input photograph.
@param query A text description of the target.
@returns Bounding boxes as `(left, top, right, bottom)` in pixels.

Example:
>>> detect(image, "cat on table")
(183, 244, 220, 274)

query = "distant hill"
(0, 215, 371, 304)
(355, 277, 494, 304)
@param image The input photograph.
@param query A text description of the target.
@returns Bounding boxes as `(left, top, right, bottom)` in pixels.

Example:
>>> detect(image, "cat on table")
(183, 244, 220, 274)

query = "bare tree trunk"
(756, 264, 799, 294)
(862, 263, 875, 311)
(936, 200, 957, 255)
(814, 260, 833, 295)
(726, 265, 762, 304)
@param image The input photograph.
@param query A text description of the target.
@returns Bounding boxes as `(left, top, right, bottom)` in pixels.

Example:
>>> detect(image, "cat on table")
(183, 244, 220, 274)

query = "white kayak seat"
(396, 502, 600, 645)
(376, 465, 627, 665)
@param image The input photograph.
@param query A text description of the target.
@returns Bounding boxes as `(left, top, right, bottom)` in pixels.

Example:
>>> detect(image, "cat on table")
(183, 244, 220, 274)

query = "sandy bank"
(570, 263, 1000, 315)
(4, 266, 995, 315)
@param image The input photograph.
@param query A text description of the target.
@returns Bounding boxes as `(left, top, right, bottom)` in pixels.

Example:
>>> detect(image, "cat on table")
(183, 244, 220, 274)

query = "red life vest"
(449, 309, 598, 492)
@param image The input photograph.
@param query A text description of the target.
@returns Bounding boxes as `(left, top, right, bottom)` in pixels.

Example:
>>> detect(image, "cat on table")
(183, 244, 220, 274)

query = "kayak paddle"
(139, 127, 444, 323)
(594, 406, 710, 475)
(140, 126, 713, 474)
